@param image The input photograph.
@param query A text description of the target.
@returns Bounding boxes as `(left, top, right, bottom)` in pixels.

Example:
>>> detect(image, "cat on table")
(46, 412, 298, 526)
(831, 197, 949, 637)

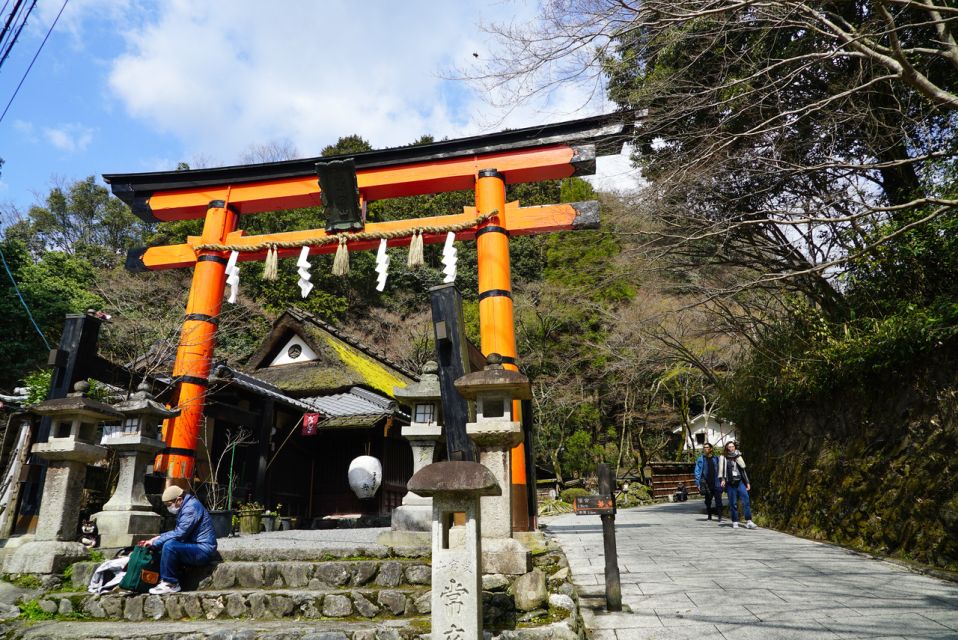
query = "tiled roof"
(214, 366, 405, 428)
(301, 386, 395, 417)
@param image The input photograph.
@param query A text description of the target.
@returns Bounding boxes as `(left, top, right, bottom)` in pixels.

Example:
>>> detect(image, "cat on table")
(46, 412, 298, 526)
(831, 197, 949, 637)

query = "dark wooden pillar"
(254, 399, 275, 505)
(429, 284, 475, 462)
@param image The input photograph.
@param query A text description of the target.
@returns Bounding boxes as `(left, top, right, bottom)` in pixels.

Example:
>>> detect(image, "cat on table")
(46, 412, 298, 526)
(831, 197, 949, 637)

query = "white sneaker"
(149, 581, 181, 595)
(746, 521, 758, 530)
(732, 522, 740, 529)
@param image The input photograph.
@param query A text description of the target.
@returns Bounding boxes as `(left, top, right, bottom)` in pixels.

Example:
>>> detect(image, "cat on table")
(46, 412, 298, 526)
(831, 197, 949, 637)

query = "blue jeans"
(158, 540, 217, 585)
(726, 482, 752, 522)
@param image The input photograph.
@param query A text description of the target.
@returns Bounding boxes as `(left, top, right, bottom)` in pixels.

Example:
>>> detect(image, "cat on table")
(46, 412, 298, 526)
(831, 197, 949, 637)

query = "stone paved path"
(544, 501, 958, 639)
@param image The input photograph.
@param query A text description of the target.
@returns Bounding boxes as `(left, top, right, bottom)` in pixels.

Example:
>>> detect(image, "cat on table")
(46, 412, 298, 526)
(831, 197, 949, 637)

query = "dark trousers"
(159, 540, 217, 585)
(704, 486, 723, 516)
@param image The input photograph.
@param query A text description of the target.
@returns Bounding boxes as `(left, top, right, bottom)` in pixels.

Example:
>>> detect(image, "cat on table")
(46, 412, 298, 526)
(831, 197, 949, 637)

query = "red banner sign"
(301, 413, 321, 436)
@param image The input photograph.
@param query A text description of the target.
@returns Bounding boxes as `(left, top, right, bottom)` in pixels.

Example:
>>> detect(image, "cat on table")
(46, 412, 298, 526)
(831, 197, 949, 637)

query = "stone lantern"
(408, 460, 500, 640)
(4, 381, 117, 574)
(454, 354, 531, 575)
(92, 382, 177, 548)
(378, 361, 445, 547)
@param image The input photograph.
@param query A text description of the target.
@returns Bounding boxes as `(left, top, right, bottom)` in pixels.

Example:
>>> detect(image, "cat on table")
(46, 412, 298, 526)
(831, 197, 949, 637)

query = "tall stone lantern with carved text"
(454, 354, 531, 575)
(93, 382, 178, 548)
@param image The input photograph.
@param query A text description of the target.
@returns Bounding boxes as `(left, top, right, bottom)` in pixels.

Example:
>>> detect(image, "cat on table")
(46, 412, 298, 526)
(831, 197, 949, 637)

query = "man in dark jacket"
(140, 485, 218, 594)
(694, 443, 723, 521)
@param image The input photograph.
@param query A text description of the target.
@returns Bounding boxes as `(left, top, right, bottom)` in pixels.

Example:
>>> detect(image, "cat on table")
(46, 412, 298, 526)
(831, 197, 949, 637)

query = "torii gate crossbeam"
(104, 113, 631, 531)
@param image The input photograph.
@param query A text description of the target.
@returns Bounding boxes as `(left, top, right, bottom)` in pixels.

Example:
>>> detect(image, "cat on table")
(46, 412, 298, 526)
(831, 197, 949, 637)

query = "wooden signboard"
(574, 494, 615, 515)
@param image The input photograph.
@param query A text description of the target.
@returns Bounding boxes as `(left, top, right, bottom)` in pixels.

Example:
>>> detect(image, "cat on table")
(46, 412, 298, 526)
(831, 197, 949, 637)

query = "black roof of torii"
(102, 112, 633, 203)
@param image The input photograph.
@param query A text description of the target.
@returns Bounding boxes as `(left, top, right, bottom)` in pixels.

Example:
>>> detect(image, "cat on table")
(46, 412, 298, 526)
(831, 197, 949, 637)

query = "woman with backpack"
(719, 441, 758, 530)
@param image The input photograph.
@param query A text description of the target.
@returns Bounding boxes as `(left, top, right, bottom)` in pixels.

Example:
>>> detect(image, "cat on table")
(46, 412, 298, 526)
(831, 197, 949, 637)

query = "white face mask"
(167, 503, 180, 515)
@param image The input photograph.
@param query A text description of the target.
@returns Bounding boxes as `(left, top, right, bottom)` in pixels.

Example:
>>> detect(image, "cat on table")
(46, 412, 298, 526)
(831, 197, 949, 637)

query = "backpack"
(118, 545, 161, 593)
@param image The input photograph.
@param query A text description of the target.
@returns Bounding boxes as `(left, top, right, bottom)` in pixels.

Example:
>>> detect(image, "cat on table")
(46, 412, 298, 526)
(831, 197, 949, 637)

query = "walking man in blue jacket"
(140, 485, 218, 594)
(694, 443, 723, 522)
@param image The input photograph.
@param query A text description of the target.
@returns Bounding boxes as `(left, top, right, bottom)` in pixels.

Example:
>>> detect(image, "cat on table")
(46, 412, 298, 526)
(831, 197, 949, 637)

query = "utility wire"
(0, 246, 51, 350)
(0, 0, 65, 126)
(0, 0, 25, 66)
(0, 0, 32, 71)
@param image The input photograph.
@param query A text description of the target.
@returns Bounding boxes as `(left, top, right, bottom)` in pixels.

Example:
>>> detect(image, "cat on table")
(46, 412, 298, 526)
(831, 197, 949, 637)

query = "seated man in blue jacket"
(140, 485, 217, 594)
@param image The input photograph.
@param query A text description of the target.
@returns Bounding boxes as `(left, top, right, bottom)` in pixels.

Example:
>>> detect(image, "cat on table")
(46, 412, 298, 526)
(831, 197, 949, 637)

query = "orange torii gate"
(104, 113, 630, 529)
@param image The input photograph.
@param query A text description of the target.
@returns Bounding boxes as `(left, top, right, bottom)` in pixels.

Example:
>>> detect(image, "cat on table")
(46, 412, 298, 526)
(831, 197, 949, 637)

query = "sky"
(0, 0, 641, 221)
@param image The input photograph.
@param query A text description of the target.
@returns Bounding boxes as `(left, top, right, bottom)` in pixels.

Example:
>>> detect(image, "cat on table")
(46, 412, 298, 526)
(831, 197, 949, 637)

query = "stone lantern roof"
(454, 354, 531, 401)
(393, 361, 442, 404)
(113, 382, 180, 420)
(407, 461, 501, 497)
(30, 381, 121, 421)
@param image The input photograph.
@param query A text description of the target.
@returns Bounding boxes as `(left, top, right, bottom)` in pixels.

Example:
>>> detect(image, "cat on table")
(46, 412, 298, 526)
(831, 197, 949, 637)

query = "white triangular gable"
(269, 335, 319, 367)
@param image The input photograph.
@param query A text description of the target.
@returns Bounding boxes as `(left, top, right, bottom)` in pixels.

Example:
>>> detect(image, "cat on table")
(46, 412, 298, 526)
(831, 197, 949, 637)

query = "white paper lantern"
(348, 455, 382, 499)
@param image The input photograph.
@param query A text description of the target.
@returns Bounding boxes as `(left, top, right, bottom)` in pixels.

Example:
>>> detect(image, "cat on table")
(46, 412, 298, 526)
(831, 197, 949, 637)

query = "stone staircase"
(10, 549, 433, 639)
(3, 540, 583, 639)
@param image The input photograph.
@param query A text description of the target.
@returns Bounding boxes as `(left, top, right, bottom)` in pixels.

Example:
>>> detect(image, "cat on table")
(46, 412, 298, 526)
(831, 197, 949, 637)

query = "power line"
(0, 0, 32, 71)
(0, 0, 66, 126)
(0, 0, 26, 65)
(0, 245, 51, 351)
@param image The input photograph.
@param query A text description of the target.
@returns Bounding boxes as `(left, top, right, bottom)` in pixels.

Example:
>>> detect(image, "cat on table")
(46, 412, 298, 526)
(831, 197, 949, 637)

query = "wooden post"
(429, 284, 476, 462)
(598, 463, 622, 611)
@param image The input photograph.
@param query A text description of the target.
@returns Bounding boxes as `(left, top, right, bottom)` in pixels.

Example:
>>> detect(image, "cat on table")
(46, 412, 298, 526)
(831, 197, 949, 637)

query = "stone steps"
(51, 585, 430, 622)
(71, 558, 431, 593)
(9, 618, 428, 639)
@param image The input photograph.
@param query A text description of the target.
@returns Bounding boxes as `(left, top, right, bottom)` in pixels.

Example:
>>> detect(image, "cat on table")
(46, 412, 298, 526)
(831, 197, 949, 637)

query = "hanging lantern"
(348, 455, 382, 499)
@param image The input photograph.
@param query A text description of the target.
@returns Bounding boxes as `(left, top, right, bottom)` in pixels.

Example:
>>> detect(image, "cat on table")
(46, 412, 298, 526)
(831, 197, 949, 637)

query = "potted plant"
(236, 501, 264, 534)
(262, 503, 283, 532)
(195, 426, 257, 538)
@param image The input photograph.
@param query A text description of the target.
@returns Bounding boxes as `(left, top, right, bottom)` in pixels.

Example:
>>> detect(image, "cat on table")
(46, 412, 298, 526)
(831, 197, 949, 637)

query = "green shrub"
(559, 488, 591, 504)
(19, 598, 55, 621)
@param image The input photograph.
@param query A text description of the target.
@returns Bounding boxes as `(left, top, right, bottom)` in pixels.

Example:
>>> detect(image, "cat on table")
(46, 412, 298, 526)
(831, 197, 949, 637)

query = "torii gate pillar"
(475, 169, 531, 531)
(155, 202, 237, 484)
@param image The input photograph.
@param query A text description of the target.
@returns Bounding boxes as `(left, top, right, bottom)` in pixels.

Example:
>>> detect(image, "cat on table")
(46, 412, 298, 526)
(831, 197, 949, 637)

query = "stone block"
(302, 633, 349, 640)
(294, 594, 321, 618)
(375, 561, 403, 587)
(225, 593, 248, 618)
(352, 591, 380, 618)
(180, 593, 204, 619)
(57, 598, 73, 616)
(262, 562, 281, 588)
(235, 562, 264, 588)
(482, 537, 532, 575)
(376, 529, 431, 548)
(513, 569, 547, 611)
(374, 630, 401, 640)
(548, 567, 570, 586)
(278, 562, 311, 588)
(3, 540, 88, 575)
(413, 590, 431, 614)
(123, 594, 145, 621)
(322, 594, 352, 617)
(267, 594, 294, 617)
(351, 561, 378, 586)
(101, 595, 123, 618)
(482, 573, 510, 591)
(92, 510, 161, 548)
(377, 590, 407, 616)
(314, 562, 350, 587)
(69, 561, 97, 589)
(202, 595, 226, 619)
(350, 631, 377, 640)
(143, 595, 165, 620)
(165, 594, 185, 620)
(247, 593, 269, 618)
(405, 564, 431, 585)
(548, 593, 575, 612)
(0, 602, 19, 621)
(82, 597, 106, 618)
(38, 600, 57, 615)
(211, 563, 236, 589)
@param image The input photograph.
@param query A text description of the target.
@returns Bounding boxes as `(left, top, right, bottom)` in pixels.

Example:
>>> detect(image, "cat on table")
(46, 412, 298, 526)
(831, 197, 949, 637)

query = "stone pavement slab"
(544, 501, 958, 639)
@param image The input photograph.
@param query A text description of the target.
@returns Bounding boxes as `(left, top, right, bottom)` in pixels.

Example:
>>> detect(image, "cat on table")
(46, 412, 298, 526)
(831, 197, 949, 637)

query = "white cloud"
(42, 123, 94, 152)
(104, 1, 611, 164)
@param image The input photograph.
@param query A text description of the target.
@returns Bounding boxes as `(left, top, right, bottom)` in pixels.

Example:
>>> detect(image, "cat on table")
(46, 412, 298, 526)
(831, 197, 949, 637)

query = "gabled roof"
(245, 309, 415, 397)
